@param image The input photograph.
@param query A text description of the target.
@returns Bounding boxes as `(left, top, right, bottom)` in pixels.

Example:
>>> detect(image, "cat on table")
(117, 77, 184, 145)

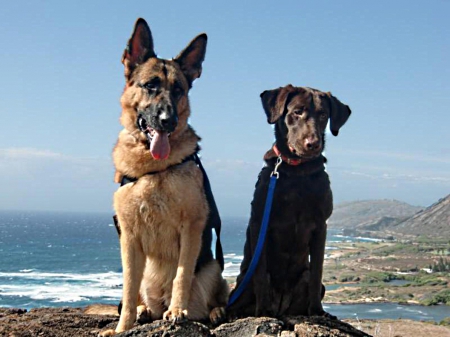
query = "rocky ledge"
(0, 307, 371, 337)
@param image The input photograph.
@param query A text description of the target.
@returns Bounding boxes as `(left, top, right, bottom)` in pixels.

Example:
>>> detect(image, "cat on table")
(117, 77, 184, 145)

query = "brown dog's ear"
(121, 18, 156, 79)
(174, 34, 207, 87)
(327, 92, 351, 136)
(260, 84, 295, 124)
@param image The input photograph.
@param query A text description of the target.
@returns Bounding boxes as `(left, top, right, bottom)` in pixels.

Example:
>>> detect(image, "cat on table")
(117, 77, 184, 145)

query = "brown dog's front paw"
(163, 307, 188, 323)
(308, 307, 337, 320)
(209, 306, 226, 325)
(321, 311, 337, 320)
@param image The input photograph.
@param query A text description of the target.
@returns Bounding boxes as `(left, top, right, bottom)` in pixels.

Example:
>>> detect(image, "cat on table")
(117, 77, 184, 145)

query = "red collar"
(272, 145, 304, 166)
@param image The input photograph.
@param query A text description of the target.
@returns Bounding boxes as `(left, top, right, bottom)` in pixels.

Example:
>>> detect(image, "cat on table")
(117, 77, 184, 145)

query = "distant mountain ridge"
(390, 194, 450, 238)
(328, 195, 450, 239)
(328, 199, 423, 229)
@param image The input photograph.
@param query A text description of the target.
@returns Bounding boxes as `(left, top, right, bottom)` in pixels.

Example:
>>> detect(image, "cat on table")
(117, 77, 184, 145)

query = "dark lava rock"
(0, 307, 372, 337)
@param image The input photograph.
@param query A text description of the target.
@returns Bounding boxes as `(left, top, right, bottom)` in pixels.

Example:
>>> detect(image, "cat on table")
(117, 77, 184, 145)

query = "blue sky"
(0, 1, 449, 216)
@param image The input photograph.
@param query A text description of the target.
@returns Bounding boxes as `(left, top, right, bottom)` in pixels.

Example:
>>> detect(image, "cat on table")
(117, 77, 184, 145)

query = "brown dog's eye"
(320, 112, 327, 120)
(293, 108, 304, 116)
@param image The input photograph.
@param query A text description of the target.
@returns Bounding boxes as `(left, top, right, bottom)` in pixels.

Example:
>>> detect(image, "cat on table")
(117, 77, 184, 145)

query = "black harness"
(119, 152, 198, 185)
(113, 152, 224, 272)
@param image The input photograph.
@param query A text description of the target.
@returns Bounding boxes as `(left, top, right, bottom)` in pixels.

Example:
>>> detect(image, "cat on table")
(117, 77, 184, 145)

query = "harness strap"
(193, 154, 225, 271)
(120, 153, 198, 186)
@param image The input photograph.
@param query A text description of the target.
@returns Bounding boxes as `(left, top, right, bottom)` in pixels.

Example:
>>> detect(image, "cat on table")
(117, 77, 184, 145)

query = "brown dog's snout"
(304, 136, 321, 152)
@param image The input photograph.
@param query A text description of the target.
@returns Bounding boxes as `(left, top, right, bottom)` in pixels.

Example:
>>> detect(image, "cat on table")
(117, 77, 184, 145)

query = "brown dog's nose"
(304, 137, 320, 151)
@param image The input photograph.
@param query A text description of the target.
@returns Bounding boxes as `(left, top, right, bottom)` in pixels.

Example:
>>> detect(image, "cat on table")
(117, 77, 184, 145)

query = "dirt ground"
(346, 319, 450, 337)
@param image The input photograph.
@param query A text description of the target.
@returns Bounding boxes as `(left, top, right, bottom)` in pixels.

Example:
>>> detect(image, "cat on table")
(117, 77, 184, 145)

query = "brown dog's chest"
(251, 165, 332, 255)
(255, 166, 332, 221)
(247, 165, 333, 294)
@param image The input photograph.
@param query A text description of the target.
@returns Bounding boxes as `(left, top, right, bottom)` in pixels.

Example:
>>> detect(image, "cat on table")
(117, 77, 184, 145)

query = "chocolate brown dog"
(100, 18, 228, 335)
(228, 85, 351, 318)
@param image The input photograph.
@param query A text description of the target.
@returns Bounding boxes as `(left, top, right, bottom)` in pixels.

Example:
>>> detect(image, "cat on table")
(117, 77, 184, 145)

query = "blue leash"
(227, 156, 282, 308)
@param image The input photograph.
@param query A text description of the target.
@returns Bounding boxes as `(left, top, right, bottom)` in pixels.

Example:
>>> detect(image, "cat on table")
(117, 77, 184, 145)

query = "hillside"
(389, 194, 450, 238)
(328, 199, 422, 229)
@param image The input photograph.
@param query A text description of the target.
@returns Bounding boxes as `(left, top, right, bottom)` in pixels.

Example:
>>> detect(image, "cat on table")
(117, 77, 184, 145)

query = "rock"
(0, 308, 27, 318)
(0, 307, 371, 337)
(213, 317, 283, 337)
(284, 316, 371, 337)
(116, 320, 212, 337)
(0, 307, 116, 337)
(280, 331, 296, 337)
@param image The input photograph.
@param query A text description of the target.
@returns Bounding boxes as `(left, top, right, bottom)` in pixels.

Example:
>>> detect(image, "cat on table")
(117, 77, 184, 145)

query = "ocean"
(0, 211, 448, 322)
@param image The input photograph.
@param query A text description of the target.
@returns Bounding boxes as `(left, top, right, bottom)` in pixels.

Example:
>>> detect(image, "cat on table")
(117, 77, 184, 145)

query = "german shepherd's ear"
(260, 84, 295, 124)
(326, 92, 351, 136)
(174, 34, 207, 87)
(122, 18, 156, 79)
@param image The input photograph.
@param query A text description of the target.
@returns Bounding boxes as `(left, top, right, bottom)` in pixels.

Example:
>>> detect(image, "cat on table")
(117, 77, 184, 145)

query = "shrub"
(422, 289, 450, 306)
(440, 317, 450, 326)
(363, 271, 397, 283)
(339, 274, 359, 283)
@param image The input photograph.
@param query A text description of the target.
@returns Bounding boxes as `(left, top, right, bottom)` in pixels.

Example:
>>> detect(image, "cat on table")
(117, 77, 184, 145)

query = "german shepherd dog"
(100, 18, 228, 335)
(227, 85, 351, 319)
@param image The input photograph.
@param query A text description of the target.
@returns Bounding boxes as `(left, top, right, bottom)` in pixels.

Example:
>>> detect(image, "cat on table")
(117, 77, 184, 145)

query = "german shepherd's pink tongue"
(150, 130, 170, 160)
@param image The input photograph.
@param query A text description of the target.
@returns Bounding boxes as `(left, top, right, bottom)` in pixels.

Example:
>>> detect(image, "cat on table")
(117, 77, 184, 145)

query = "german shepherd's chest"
(113, 161, 207, 260)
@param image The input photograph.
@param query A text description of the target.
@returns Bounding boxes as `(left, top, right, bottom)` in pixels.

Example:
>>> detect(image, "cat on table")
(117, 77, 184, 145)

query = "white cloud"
(0, 147, 115, 212)
(342, 169, 450, 185)
(332, 148, 450, 165)
(0, 147, 111, 171)
(1, 147, 447, 214)
(0, 148, 63, 159)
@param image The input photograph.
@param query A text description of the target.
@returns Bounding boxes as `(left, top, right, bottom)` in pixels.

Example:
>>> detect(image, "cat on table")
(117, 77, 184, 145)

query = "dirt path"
(346, 319, 450, 337)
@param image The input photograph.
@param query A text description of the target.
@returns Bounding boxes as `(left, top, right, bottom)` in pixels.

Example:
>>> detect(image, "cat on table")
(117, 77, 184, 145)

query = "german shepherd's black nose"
(159, 109, 177, 133)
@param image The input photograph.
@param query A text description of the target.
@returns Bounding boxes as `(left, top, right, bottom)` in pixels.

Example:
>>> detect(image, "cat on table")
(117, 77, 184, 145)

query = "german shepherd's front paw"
(98, 329, 116, 336)
(136, 305, 152, 324)
(163, 307, 188, 323)
(209, 306, 226, 325)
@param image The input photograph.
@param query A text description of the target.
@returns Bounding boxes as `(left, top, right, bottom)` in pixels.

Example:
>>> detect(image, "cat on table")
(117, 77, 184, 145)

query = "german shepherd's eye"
(172, 84, 184, 99)
(142, 78, 161, 92)
(319, 112, 327, 120)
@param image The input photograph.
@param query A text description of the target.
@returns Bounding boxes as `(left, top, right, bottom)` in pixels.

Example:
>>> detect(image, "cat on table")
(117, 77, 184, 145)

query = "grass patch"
(363, 271, 398, 283)
(338, 274, 360, 283)
(440, 317, 450, 326)
(405, 274, 448, 287)
(421, 289, 450, 306)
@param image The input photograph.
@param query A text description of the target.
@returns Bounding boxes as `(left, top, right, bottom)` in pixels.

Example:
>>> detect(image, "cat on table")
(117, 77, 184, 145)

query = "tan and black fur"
(100, 18, 228, 335)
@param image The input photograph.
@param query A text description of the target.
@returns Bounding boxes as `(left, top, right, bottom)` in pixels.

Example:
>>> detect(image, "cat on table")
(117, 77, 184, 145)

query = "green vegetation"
(323, 239, 449, 306)
(385, 257, 397, 262)
(432, 257, 450, 272)
(362, 271, 398, 284)
(439, 317, 450, 326)
(421, 289, 450, 306)
(372, 243, 437, 257)
(338, 274, 360, 282)
(416, 236, 450, 246)
(405, 274, 448, 287)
